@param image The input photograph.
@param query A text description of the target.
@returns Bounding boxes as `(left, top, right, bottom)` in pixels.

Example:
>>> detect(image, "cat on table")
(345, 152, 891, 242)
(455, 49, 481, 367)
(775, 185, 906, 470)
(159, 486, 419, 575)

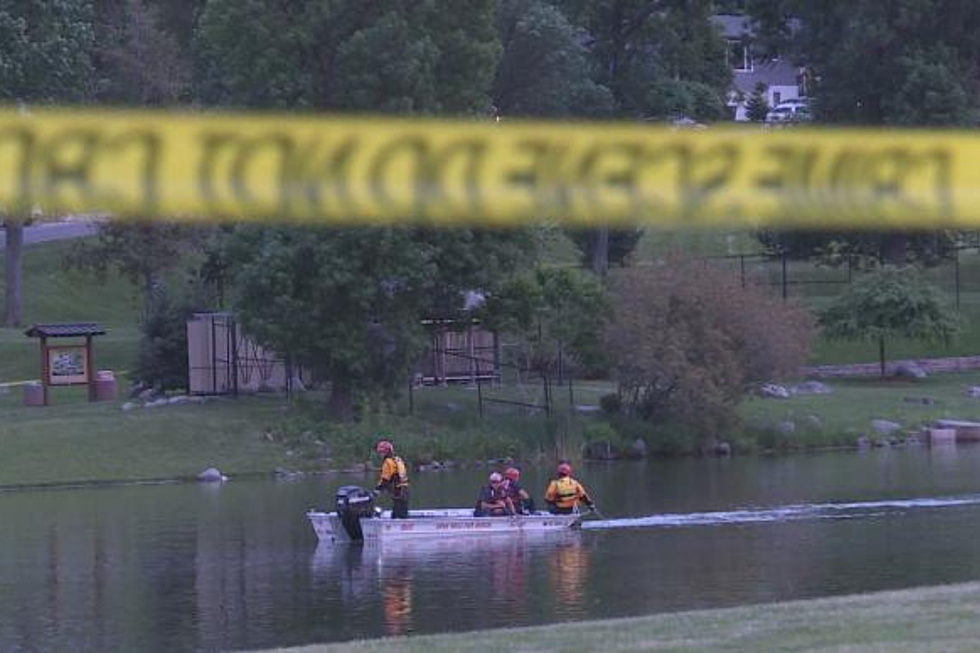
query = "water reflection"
(9, 449, 980, 649)
(311, 531, 588, 632)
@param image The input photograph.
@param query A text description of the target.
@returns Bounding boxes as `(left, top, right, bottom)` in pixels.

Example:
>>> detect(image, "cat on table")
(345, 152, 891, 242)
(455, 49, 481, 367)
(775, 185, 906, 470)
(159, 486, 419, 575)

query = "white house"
(713, 14, 807, 121)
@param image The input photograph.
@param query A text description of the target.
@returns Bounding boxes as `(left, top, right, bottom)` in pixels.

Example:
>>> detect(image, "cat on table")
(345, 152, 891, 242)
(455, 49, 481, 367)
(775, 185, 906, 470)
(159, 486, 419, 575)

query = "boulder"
(121, 402, 137, 412)
(791, 381, 832, 396)
(893, 361, 927, 380)
(715, 441, 732, 456)
(803, 415, 824, 430)
(633, 438, 648, 458)
(856, 436, 872, 450)
(776, 420, 796, 434)
(137, 387, 157, 401)
(967, 386, 980, 398)
(168, 395, 190, 405)
(197, 467, 227, 482)
(872, 419, 902, 435)
(758, 383, 791, 399)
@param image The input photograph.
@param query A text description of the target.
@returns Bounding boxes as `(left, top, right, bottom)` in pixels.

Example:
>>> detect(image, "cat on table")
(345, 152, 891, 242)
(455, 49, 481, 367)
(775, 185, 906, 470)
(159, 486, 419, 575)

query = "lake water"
(4, 446, 980, 650)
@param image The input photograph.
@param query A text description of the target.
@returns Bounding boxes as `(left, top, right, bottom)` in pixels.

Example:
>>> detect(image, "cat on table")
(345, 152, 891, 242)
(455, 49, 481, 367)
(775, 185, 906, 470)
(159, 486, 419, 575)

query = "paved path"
(0, 218, 99, 249)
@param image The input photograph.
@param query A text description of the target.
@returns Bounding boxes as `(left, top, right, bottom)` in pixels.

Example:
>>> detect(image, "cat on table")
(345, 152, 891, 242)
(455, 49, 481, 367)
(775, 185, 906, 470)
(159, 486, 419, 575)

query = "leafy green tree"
(745, 82, 769, 122)
(223, 227, 534, 417)
(66, 222, 205, 319)
(557, 0, 731, 121)
(820, 267, 959, 377)
(493, 0, 613, 118)
(0, 0, 97, 326)
(195, 0, 500, 114)
(551, 0, 730, 275)
(92, 0, 189, 105)
(565, 228, 644, 270)
(480, 266, 609, 380)
(747, 0, 980, 265)
(195, 0, 537, 418)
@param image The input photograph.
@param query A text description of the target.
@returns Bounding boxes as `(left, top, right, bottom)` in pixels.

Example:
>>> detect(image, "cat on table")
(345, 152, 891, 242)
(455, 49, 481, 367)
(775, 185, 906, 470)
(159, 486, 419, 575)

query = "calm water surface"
(4, 447, 980, 651)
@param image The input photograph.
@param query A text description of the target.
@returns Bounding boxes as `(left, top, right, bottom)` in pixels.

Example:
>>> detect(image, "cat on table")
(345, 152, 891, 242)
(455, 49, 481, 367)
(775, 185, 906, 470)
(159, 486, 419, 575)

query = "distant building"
(713, 14, 808, 121)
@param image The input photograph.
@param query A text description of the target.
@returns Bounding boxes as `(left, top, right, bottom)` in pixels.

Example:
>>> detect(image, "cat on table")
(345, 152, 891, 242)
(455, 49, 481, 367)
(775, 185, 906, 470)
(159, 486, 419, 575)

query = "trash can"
(95, 370, 117, 402)
(23, 382, 44, 406)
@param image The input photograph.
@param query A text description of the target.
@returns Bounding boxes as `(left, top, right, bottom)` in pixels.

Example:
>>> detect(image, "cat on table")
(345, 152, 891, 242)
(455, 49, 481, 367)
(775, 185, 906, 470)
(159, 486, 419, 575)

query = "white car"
(766, 101, 811, 123)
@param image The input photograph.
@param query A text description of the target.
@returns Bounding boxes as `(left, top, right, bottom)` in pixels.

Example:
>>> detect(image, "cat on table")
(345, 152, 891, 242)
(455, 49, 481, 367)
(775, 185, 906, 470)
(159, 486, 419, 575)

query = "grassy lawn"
(740, 371, 980, 448)
(282, 580, 980, 652)
(0, 392, 293, 486)
(0, 238, 141, 382)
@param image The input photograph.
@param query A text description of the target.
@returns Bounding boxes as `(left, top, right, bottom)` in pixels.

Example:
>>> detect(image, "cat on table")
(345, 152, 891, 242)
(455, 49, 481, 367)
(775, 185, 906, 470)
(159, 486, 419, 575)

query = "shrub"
(134, 291, 199, 390)
(606, 258, 816, 447)
(599, 392, 622, 415)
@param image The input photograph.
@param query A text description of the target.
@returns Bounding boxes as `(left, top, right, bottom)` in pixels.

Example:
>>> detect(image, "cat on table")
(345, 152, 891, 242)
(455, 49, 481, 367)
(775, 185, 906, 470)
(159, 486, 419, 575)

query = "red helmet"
(557, 462, 572, 477)
(376, 440, 394, 455)
(504, 467, 520, 481)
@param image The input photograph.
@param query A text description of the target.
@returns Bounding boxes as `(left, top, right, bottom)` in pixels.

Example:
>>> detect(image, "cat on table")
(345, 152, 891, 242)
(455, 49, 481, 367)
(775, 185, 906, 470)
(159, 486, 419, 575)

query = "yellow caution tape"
(0, 108, 970, 227)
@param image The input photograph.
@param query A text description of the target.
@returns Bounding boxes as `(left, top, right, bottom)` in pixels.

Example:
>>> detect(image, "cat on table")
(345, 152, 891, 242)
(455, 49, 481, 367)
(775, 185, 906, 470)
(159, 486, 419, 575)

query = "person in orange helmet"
(544, 462, 594, 515)
(503, 467, 535, 514)
(374, 440, 410, 519)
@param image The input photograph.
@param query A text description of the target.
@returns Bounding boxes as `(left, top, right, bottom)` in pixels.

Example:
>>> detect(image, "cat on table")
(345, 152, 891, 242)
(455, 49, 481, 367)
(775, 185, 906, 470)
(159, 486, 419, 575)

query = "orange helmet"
(376, 440, 394, 455)
(505, 467, 520, 481)
(557, 462, 572, 477)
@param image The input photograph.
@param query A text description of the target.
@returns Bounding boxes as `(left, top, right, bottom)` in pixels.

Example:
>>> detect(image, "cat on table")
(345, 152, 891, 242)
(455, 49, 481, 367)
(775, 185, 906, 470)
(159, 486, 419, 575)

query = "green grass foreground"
(279, 581, 980, 652)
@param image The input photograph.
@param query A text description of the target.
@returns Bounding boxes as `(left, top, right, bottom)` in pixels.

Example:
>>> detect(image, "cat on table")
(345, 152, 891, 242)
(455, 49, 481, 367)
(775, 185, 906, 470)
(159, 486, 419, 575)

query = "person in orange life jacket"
(544, 462, 594, 514)
(503, 467, 535, 514)
(374, 440, 410, 519)
(474, 472, 515, 517)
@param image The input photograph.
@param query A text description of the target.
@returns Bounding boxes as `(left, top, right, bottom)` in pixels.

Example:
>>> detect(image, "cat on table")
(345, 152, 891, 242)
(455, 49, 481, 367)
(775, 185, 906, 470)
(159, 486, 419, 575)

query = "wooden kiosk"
(24, 322, 106, 405)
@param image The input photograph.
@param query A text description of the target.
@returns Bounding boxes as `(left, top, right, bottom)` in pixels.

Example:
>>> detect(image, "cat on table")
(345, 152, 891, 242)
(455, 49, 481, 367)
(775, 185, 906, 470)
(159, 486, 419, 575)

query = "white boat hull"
(307, 508, 582, 543)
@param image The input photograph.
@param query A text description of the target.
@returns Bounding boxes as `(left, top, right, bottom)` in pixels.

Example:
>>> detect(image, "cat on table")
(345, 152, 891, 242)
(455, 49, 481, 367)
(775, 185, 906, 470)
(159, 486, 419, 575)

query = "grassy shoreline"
(281, 580, 980, 652)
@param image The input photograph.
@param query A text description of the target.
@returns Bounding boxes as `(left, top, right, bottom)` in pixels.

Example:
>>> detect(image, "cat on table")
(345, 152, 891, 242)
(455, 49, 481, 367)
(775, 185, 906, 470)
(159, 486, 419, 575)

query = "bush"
(134, 292, 199, 390)
(599, 393, 622, 415)
(606, 258, 816, 448)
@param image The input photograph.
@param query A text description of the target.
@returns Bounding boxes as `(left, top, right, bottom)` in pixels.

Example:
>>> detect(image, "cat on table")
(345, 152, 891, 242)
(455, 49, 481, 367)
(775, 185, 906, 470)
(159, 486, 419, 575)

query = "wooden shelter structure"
(187, 312, 298, 395)
(416, 320, 500, 385)
(24, 322, 106, 405)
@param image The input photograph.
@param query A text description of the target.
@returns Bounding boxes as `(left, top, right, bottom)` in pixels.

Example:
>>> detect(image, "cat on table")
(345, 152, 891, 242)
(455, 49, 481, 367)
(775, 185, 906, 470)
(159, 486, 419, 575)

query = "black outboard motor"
(335, 485, 376, 541)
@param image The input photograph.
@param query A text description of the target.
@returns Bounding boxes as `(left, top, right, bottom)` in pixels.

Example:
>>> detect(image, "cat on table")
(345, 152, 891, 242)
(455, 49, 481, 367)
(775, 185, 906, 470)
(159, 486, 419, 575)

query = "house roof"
(712, 14, 751, 39)
(24, 322, 106, 338)
(732, 59, 801, 95)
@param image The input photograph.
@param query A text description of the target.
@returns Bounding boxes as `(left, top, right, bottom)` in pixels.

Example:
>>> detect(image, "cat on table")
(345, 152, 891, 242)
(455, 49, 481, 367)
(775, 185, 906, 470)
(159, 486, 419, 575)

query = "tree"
(552, 0, 731, 275)
(0, 0, 97, 326)
(565, 228, 644, 270)
(493, 0, 614, 118)
(480, 266, 609, 381)
(195, 1, 500, 114)
(606, 259, 815, 444)
(92, 0, 190, 105)
(747, 0, 980, 266)
(194, 1, 536, 418)
(820, 267, 959, 378)
(223, 227, 534, 417)
(66, 222, 204, 320)
(745, 82, 769, 122)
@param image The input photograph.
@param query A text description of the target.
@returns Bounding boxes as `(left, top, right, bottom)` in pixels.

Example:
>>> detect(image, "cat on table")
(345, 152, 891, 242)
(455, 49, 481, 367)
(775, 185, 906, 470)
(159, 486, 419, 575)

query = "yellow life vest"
(548, 477, 582, 509)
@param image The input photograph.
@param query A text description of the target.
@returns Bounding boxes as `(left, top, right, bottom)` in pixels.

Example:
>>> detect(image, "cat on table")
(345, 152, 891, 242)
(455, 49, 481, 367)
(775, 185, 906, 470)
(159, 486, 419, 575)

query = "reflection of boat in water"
(309, 486, 582, 544)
